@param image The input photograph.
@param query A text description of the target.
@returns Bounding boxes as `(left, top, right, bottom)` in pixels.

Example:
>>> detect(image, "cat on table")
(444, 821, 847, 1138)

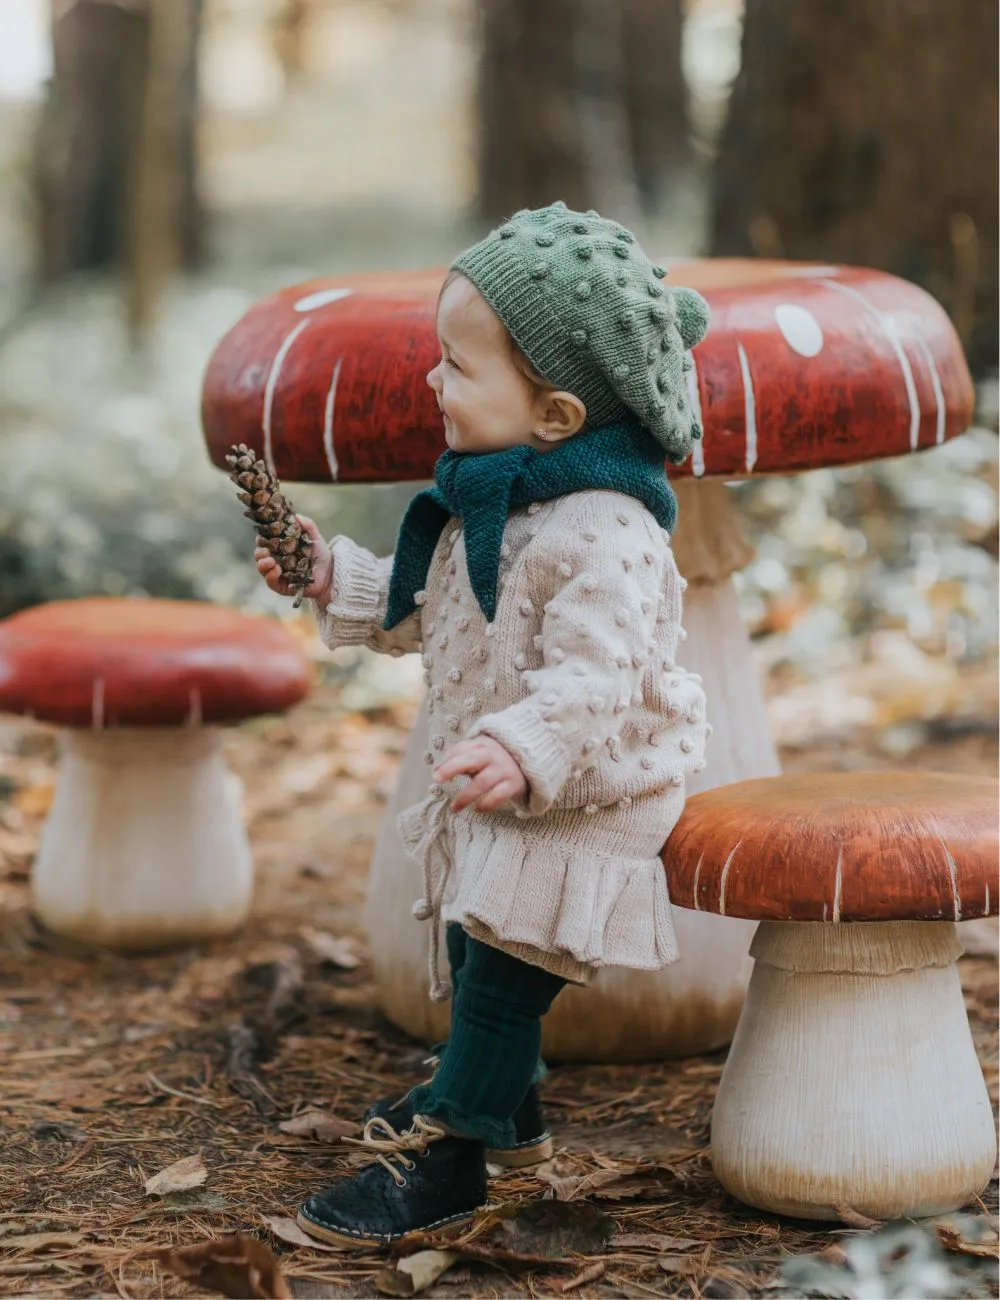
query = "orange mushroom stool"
(664, 771, 999, 1221)
(200, 260, 975, 1061)
(0, 598, 311, 950)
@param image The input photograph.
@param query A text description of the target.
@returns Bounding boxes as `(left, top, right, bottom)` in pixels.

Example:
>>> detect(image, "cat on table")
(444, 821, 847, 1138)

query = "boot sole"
(485, 1134, 553, 1168)
(295, 1207, 478, 1251)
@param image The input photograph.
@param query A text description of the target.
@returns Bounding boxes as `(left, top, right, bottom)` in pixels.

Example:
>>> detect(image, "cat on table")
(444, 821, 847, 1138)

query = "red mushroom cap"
(0, 598, 311, 728)
(201, 260, 973, 484)
(662, 772, 998, 923)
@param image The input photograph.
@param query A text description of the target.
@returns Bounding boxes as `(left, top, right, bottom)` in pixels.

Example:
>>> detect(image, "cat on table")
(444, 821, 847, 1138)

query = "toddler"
(256, 202, 710, 1247)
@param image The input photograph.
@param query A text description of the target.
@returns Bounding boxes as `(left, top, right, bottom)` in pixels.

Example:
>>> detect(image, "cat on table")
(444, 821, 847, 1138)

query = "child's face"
(426, 275, 548, 454)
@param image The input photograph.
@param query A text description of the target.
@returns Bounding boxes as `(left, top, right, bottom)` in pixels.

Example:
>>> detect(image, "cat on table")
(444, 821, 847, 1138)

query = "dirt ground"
(0, 678, 996, 1299)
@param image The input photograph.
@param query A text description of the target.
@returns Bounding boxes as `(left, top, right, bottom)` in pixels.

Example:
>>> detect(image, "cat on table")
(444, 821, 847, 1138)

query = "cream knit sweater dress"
(314, 489, 708, 988)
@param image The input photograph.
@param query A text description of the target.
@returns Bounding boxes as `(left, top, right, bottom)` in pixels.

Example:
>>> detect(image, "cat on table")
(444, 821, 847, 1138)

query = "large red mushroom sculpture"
(0, 598, 311, 950)
(202, 260, 974, 1060)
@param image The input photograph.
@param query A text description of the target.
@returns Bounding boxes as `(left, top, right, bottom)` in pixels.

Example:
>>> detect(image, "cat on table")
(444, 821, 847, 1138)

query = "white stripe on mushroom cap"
(685, 358, 705, 478)
(736, 342, 758, 473)
(262, 319, 309, 476)
(940, 836, 962, 921)
(820, 278, 921, 451)
(323, 357, 343, 482)
(910, 329, 947, 445)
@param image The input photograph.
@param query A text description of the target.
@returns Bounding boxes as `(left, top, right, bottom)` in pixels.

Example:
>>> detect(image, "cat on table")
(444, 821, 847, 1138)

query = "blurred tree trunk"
(37, 0, 204, 306)
(125, 0, 203, 336)
(476, 0, 641, 224)
(271, 0, 311, 80)
(711, 0, 998, 370)
(621, 0, 688, 210)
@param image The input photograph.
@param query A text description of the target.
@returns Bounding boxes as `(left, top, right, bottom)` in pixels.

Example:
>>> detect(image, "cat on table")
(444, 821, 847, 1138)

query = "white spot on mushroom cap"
(293, 287, 353, 312)
(774, 303, 824, 357)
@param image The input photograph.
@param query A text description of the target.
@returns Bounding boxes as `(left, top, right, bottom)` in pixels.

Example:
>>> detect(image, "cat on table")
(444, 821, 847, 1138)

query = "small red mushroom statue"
(202, 259, 975, 1060)
(0, 598, 311, 950)
(664, 771, 999, 1221)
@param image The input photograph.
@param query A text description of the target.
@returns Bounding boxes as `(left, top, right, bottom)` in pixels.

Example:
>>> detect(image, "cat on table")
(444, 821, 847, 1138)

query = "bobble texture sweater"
(314, 489, 708, 987)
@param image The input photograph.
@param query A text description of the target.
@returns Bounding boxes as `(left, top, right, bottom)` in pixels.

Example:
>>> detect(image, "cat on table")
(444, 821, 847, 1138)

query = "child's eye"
(445, 358, 461, 371)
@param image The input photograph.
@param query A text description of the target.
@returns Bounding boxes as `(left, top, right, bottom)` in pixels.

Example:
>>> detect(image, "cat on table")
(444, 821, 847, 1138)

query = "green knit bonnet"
(452, 201, 709, 464)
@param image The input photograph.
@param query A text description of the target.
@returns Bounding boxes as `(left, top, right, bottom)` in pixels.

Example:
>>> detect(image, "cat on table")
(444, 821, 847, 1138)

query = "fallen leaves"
(261, 1215, 342, 1253)
(934, 1212, 1000, 1258)
(551, 1259, 605, 1292)
(277, 1108, 359, 1142)
(144, 1153, 208, 1196)
(151, 1235, 290, 1299)
(0, 1230, 85, 1254)
(658, 1253, 702, 1276)
(614, 1233, 703, 1252)
(300, 926, 363, 968)
(375, 1248, 458, 1296)
(497, 1199, 613, 1258)
(401, 1198, 614, 1271)
(535, 1153, 685, 1202)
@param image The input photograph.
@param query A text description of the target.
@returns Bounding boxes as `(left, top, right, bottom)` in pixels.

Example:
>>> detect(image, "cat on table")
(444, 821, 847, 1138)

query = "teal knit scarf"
(384, 421, 677, 629)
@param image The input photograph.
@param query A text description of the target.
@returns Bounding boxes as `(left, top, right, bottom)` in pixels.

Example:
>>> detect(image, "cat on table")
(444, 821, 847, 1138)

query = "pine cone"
(225, 444, 314, 608)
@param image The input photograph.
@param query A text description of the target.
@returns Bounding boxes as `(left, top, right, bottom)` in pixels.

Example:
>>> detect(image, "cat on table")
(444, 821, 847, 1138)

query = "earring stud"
(535, 428, 551, 441)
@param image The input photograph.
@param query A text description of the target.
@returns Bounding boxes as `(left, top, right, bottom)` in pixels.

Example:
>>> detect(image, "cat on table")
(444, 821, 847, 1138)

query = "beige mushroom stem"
(366, 481, 775, 1060)
(32, 730, 253, 951)
(711, 920, 998, 1221)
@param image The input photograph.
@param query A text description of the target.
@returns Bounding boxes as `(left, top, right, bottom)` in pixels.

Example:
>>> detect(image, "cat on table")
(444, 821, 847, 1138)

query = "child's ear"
(537, 391, 587, 442)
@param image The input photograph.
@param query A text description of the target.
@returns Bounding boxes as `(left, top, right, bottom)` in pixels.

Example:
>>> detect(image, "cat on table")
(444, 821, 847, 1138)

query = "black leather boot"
(296, 1116, 488, 1248)
(364, 1081, 552, 1168)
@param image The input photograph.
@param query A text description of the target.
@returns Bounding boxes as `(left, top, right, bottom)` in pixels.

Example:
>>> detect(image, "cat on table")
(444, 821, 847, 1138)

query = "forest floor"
(0, 671, 996, 1300)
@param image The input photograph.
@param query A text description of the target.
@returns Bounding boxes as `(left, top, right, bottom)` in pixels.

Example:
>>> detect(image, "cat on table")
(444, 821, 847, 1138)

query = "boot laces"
(344, 1115, 446, 1187)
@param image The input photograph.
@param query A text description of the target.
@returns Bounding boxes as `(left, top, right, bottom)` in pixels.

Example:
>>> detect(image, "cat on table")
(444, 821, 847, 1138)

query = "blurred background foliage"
(0, 0, 996, 754)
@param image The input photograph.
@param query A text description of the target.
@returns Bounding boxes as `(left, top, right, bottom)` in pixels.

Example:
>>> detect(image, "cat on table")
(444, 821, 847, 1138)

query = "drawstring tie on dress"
(402, 783, 454, 1002)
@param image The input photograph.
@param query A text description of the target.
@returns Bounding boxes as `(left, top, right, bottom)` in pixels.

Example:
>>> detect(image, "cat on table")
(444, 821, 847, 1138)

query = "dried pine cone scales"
(225, 444, 314, 607)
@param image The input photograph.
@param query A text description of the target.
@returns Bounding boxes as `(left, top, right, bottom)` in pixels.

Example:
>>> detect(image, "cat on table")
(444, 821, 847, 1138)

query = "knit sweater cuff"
(312, 535, 387, 649)
(470, 707, 572, 817)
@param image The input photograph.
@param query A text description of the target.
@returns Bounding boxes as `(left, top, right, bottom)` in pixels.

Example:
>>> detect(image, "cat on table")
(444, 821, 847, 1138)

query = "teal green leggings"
(407, 926, 565, 1148)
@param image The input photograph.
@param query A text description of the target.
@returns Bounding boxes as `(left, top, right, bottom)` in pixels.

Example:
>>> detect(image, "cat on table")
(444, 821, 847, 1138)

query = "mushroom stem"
(32, 729, 253, 951)
(367, 482, 776, 1060)
(711, 920, 997, 1221)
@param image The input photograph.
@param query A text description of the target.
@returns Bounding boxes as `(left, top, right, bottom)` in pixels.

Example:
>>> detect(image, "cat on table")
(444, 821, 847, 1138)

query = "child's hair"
(440, 269, 557, 399)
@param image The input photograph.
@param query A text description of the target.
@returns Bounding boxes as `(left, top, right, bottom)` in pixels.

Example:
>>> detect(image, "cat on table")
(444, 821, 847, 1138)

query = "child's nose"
(426, 362, 442, 392)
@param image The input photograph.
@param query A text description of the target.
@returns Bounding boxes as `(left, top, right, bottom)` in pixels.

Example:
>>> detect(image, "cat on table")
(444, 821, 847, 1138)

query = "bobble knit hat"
(452, 201, 709, 464)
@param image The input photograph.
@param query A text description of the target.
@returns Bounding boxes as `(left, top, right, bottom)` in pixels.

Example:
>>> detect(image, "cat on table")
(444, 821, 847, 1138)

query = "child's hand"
(255, 516, 332, 602)
(434, 737, 528, 813)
